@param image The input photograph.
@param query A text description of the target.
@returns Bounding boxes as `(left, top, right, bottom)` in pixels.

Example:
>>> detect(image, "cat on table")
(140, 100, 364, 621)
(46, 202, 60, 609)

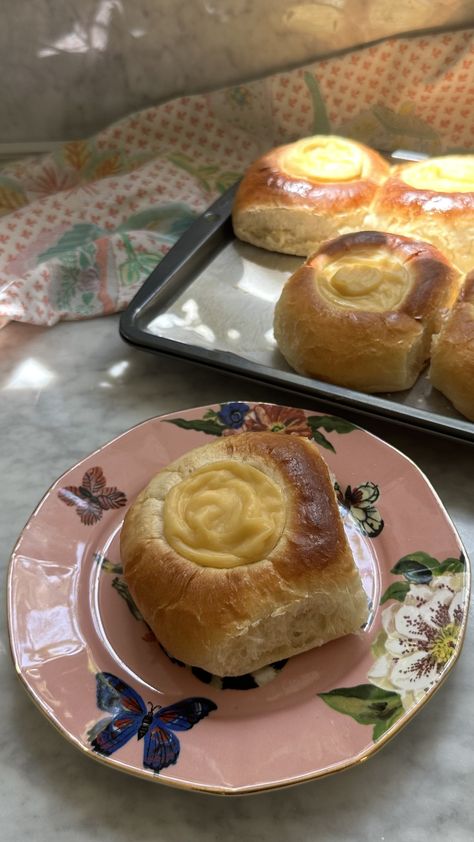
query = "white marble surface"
(2, 0, 473, 143)
(1, 314, 473, 840)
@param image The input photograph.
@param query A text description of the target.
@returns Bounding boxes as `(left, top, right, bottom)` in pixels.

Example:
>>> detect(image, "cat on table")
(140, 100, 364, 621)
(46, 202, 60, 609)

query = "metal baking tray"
(119, 168, 474, 444)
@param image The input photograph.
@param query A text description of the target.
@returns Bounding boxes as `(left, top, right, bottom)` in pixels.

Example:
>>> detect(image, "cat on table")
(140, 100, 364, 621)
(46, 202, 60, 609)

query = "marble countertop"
(1, 314, 473, 840)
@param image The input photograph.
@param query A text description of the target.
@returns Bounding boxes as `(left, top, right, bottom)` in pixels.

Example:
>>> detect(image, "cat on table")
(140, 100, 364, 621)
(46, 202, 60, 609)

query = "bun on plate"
(429, 272, 474, 421)
(120, 431, 368, 676)
(232, 134, 390, 256)
(273, 230, 460, 393)
(368, 155, 474, 273)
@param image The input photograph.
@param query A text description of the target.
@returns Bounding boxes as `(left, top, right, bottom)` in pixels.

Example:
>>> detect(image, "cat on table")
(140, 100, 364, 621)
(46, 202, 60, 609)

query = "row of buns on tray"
(232, 135, 474, 422)
(119, 136, 473, 684)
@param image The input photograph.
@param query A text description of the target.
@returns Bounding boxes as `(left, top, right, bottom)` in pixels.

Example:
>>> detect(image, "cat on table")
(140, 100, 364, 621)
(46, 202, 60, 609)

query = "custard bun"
(368, 155, 474, 274)
(429, 271, 474, 422)
(273, 230, 461, 393)
(232, 134, 390, 257)
(120, 431, 369, 677)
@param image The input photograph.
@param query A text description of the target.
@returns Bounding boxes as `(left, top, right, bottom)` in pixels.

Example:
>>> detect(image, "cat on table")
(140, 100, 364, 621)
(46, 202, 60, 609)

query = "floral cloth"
(0, 27, 473, 327)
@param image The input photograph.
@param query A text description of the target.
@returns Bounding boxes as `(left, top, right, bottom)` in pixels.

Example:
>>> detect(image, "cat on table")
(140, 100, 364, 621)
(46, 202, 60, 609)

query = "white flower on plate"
(368, 575, 464, 711)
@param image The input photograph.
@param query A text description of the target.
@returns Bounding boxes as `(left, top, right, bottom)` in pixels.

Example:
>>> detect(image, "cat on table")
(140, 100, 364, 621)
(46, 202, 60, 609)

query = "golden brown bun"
(368, 155, 474, 274)
(120, 432, 368, 677)
(273, 230, 460, 393)
(429, 272, 474, 421)
(232, 134, 390, 256)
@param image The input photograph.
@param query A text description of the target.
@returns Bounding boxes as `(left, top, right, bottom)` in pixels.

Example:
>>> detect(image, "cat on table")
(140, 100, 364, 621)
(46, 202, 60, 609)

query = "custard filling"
(402, 156, 474, 193)
(317, 248, 410, 311)
(282, 136, 363, 182)
(163, 460, 285, 568)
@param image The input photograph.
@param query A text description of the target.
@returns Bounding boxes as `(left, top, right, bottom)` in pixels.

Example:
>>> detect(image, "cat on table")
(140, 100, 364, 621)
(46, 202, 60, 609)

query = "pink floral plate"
(7, 402, 470, 794)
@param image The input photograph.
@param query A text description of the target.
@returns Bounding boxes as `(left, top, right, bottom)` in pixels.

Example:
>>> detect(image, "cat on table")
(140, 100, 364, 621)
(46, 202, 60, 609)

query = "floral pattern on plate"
(319, 551, 466, 738)
(164, 401, 357, 452)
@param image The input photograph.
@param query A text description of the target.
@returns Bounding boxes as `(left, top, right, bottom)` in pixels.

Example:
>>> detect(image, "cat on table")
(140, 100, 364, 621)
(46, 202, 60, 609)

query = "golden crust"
(273, 231, 460, 393)
(374, 166, 474, 218)
(429, 273, 474, 421)
(120, 432, 368, 676)
(232, 135, 390, 256)
(369, 157, 474, 273)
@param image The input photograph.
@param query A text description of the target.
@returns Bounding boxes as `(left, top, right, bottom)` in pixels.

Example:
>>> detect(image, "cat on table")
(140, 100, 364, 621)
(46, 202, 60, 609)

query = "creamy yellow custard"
(163, 460, 285, 568)
(317, 249, 410, 311)
(282, 136, 363, 182)
(402, 156, 474, 193)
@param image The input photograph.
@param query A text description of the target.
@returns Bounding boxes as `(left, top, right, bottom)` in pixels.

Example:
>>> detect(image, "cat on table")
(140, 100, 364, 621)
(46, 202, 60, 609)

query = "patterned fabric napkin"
(0, 27, 472, 327)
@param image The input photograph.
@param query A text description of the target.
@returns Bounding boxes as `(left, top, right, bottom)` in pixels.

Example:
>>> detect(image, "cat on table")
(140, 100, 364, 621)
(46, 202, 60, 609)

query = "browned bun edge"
(429, 272, 474, 421)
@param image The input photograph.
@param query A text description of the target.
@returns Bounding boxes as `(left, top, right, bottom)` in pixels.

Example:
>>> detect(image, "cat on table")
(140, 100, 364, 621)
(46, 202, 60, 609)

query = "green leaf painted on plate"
(433, 555, 465, 576)
(310, 428, 336, 453)
(388, 551, 465, 588)
(163, 417, 225, 436)
(390, 552, 442, 584)
(203, 409, 220, 421)
(319, 684, 404, 740)
(111, 577, 143, 621)
(371, 630, 388, 659)
(392, 551, 440, 571)
(93, 552, 123, 575)
(309, 415, 357, 434)
(372, 709, 404, 741)
(380, 581, 410, 604)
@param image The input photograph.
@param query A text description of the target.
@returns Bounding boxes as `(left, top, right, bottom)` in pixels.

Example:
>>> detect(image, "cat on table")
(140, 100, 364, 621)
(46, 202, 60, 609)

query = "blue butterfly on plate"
(88, 672, 217, 773)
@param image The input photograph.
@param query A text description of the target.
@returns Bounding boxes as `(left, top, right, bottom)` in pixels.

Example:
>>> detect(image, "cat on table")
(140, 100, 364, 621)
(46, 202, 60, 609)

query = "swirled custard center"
(163, 460, 285, 568)
(282, 136, 363, 182)
(318, 249, 409, 311)
(403, 156, 474, 193)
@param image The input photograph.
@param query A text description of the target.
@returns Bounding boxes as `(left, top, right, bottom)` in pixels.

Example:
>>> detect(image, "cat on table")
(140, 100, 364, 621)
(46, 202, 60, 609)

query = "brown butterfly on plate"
(58, 466, 127, 525)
